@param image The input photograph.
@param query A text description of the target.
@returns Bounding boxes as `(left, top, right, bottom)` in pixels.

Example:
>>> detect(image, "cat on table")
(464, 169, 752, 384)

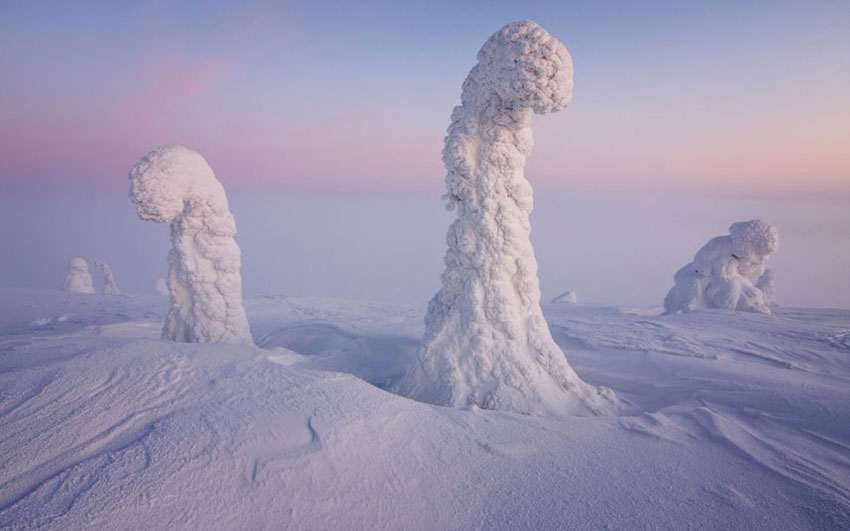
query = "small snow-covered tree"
(62, 257, 95, 294)
(154, 278, 169, 297)
(397, 21, 616, 417)
(129, 145, 253, 345)
(92, 259, 120, 295)
(664, 220, 778, 315)
(552, 291, 578, 304)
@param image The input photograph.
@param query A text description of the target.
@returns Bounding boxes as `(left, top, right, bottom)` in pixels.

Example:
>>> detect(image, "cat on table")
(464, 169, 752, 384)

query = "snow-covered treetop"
(729, 220, 779, 258)
(464, 19, 573, 114)
(129, 145, 229, 223)
(68, 257, 88, 271)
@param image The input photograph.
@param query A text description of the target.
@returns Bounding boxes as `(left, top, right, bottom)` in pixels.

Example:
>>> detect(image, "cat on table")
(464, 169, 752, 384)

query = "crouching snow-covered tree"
(664, 220, 778, 315)
(396, 20, 616, 417)
(552, 290, 578, 304)
(93, 259, 120, 295)
(129, 145, 253, 345)
(62, 257, 95, 294)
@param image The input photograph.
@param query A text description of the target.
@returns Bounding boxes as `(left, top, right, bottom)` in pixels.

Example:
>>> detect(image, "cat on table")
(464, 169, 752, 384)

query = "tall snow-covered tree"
(397, 21, 617, 417)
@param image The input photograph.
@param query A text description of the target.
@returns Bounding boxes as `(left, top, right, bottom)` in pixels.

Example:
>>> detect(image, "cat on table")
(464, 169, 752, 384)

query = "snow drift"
(129, 145, 252, 345)
(664, 220, 779, 314)
(397, 20, 616, 417)
(61, 257, 94, 294)
(92, 259, 119, 295)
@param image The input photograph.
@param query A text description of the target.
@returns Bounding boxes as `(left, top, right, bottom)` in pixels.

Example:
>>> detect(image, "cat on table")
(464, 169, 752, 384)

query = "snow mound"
(129, 145, 252, 345)
(664, 220, 778, 315)
(61, 257, 94, 294)
(552, 290, 578, 304)
(396, 20, 616, 417)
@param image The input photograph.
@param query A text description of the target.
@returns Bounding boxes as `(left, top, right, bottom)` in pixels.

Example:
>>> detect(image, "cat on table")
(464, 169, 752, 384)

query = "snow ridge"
(129, 145, 252, 345)
(397, 20, 616, 417)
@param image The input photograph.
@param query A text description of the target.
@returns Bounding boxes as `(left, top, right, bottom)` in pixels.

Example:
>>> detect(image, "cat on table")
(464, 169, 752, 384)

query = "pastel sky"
(1, 0, 848, 195)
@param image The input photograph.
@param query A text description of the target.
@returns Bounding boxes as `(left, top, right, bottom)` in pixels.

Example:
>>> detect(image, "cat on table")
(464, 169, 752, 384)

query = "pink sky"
(1, 1, 848, 196)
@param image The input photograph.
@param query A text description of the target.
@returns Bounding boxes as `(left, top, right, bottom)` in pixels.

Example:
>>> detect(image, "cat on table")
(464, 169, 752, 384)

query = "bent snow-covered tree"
(93, 259, 120, 295)
(397, 20, 616, 416)
(129, 145, 253, 345)
(62, 257, 95, 294)
(664, 220, 778, 315)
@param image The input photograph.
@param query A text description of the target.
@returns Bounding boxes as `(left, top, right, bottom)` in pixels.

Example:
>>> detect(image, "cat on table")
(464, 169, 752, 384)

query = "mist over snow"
(0, 189, 848, 309)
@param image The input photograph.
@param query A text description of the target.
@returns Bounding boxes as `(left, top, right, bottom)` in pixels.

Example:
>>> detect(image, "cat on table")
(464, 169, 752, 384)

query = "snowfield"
(1, 287, 848, 530)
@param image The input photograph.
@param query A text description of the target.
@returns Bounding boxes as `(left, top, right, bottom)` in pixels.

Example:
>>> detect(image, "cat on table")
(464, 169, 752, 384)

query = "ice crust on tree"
(552, 290, 578, 304)
(93, 259, 119, 295)
(396, 20, 616, 417)
(61, 257, 95, 294)
(129, 145, 252, 345)
(664, 220, 779, 315)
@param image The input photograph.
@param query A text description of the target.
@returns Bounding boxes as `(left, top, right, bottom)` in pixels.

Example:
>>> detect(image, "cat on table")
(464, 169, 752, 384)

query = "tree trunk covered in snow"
(398, 21, 616, 417)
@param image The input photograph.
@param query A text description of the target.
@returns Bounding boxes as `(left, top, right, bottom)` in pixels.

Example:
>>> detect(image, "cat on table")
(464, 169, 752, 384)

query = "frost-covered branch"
(396, 21, 616, 416)
(664, 220, 778, 314)
(129, 145, 253, 345)
(61, 257, 95, 294)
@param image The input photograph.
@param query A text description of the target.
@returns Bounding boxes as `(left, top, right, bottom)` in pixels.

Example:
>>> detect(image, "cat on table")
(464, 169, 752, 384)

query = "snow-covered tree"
(61, 257, 95, 294)
(552, 291, 578, 304)
(129, 145, 253, 345)
(92, 259, 120, 295)
(397, 21, 616, 417)
(757, 268, 776, 307)
(664, 220, 778, 315)
(154, 278, 169, 297)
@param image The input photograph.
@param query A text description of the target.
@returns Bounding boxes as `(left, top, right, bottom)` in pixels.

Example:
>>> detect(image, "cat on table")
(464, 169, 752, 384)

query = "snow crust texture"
(664, 220, 779, 314)
(129, 145, 252, 345)
(552, 290, 578, 304)
(397, 20, 615, 417)
(92, 259, 119, 295)
(61, 257, 94, 294)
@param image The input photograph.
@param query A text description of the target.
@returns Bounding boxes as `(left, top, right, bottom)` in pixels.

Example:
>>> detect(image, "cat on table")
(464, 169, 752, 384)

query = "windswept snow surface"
(0, 288, 848, 529)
